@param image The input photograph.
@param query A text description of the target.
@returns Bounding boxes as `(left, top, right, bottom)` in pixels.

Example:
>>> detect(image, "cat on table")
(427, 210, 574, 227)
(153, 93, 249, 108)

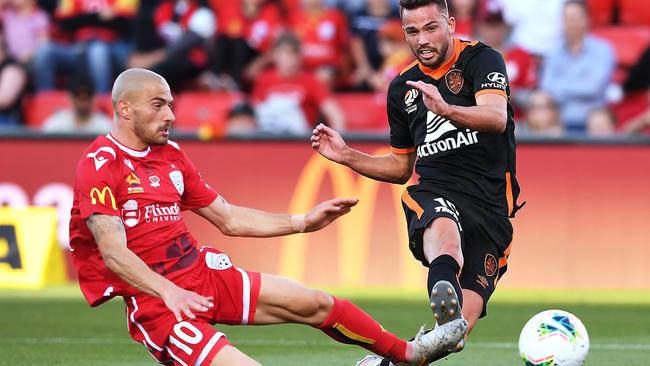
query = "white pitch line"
(1, 337, 649, 351)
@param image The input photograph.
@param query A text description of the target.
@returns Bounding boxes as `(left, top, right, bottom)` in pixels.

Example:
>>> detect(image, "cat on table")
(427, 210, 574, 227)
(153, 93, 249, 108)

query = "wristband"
(291, 214, 306, 233)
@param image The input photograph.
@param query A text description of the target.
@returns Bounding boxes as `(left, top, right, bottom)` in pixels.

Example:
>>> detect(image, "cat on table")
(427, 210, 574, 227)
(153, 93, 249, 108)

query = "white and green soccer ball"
(519, 309, 589, 366)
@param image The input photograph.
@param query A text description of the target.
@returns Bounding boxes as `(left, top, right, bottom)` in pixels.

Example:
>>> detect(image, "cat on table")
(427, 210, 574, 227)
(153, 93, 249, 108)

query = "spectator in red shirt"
(130, 0, 216, 91)
(288, 0, 350, 89)
(31, 0, 136, 93)
(208, 0, 286, 91)
(251, 33, 345, 134)
(449, 0, 480, 40)
(477, 8, 537, 118)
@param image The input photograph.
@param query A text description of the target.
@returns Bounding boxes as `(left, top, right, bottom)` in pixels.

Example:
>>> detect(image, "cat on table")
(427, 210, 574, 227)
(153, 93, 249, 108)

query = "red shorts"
(124, 246, 262, 366)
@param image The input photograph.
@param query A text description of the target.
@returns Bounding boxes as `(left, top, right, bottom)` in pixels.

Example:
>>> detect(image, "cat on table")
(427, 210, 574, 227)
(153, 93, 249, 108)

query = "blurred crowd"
(0, 0, 648, 137)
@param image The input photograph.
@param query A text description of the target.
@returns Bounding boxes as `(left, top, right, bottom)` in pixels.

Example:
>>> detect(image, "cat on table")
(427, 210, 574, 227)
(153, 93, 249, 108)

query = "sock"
(427, 254, 463, 307)
(316, 297, 408, 363)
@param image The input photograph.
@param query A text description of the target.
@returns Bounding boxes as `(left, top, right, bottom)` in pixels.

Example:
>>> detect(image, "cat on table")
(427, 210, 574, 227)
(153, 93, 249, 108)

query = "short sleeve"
(387, 81, 415, 154)
(466, 47, 510, 99)
(76, 148, 120, 219)
(178, 149, 218, 210)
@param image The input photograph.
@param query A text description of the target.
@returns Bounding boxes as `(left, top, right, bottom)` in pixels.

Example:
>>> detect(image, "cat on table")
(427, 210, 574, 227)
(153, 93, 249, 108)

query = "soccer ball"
(518, 309, 589, 366)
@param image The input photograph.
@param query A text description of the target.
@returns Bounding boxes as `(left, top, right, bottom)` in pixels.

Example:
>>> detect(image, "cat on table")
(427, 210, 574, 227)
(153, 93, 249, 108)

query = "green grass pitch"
(1, 286, 649, 365)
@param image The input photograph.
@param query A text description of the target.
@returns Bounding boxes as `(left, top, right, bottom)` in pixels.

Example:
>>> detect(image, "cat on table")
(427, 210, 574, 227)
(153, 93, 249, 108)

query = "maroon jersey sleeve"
(176, 144, 218, 210)
(77, 146, 121, 219)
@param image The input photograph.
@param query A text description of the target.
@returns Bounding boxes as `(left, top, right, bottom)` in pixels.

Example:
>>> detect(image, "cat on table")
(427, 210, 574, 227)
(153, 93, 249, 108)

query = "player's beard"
(416, 38, 450, 70)
(134, 118, 169, 146)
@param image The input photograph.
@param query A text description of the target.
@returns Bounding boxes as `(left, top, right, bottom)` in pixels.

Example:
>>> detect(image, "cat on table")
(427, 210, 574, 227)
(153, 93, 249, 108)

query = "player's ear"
(117, 100, 130, 120)
(447, 15, 456, 34)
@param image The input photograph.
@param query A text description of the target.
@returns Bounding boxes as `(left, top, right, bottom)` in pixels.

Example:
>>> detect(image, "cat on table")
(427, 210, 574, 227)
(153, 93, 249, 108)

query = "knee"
(294, 290, 333, 325)
(423, 240, 463, 267)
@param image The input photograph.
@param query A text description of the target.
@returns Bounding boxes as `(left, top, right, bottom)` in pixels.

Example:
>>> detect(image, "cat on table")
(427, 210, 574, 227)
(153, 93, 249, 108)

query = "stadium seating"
(172, 91, 245, 131)
(587, 0, 615, 26)
(23, 91, 70, 127)
(593, 25, 650, 82)
(23, 92, 115, 127)
(333, 93, 388, 131)
(620, 0, 650, 26)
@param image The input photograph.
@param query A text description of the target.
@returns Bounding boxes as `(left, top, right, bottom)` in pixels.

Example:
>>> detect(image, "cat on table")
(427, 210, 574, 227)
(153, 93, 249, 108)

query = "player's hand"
(311, 123, 349, 164)
(161, 282, 214, 322)
(304, 197, 359, 232)
(405, 80, 452, 117)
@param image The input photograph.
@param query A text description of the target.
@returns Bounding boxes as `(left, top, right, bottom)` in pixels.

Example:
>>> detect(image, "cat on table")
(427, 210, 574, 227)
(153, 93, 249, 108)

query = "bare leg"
(209, 345, 261, 366)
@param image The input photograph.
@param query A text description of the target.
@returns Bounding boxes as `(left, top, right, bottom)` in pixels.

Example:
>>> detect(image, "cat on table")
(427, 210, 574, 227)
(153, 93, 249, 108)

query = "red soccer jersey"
(212, 0, 284, 52)
(289, 8, 349, 71)
(69, 134, 218, 306)
(252, 68, 330, 125)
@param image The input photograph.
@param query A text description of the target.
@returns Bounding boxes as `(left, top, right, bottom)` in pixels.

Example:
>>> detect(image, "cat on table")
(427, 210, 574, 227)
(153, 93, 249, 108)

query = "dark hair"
(399, 0, 448, 16)
(273, 32, 301, 53)
(68, 73, 95, 97)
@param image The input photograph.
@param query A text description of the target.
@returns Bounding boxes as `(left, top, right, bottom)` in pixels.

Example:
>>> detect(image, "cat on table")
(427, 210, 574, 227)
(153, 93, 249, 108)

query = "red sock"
(316, 297, 408, 363)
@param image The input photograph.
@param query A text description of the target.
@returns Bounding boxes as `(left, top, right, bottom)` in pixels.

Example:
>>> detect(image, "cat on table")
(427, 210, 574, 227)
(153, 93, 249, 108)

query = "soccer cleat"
(430, 280, 462, 326)
(355, 355, 393, 366)
(405, 319, 468, 365)
(353, 321, 467, 366)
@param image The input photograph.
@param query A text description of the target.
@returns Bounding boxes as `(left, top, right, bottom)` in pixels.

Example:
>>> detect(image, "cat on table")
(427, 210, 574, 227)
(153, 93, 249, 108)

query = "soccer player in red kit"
(69, 68, 466, 366)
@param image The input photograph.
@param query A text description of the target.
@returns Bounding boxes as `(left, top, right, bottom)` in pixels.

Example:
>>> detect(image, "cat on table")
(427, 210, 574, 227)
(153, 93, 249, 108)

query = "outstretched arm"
(194, 195, 358, 237)
(311, 123, 416, 184)
(86, 214, 213, 321)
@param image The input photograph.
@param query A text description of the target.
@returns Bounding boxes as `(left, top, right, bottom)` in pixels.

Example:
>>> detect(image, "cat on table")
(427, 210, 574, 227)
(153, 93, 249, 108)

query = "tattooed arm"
(86, 214, 213, 321)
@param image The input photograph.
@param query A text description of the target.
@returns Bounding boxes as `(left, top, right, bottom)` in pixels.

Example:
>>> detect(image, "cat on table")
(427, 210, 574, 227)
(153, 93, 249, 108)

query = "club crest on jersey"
(445, 69, 464, 94)
(121, 199, 140, 228)
(86, 147, 116, 171)
(484, 253, 497, 277)
(169, 170, 184, 195)
(205, 252, 233, 270)
(126, 173, 144, 194)
(149, 175, 160, 188)
(404, 89, 419, 114)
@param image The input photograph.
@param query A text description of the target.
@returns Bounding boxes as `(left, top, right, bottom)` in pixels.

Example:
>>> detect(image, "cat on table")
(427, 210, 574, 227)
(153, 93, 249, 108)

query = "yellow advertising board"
(0, 207, 66, 288)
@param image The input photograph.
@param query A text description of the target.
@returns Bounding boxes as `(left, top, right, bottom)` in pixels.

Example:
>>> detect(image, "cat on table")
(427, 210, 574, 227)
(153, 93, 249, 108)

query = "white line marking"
(1, 337, 649, 351)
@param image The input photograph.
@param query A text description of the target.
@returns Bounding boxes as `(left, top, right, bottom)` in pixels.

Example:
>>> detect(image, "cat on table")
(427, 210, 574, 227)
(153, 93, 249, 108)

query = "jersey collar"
(418, 38, 476, 80)
(106, 134, 151, 158)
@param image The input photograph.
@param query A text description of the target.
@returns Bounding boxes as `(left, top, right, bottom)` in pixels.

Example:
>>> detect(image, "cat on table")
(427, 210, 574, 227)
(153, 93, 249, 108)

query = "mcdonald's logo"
(279, 151, 426, 287)
(90, 187, 117, 210)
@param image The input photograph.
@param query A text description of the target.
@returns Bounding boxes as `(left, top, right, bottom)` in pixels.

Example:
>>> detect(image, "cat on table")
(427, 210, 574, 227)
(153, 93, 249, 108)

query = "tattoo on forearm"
(86, 215, 125, 241)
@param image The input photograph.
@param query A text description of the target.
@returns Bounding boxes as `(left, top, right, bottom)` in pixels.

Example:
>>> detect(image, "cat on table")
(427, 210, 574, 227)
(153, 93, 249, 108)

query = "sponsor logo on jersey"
(86, 147, 116, 171)
(149, 175, 160, 188)
(404, 89, 419, 113)
(480, 71, 507, 90)
(445, 69, 464, 94)
(169, 170, 184, 195)
(89, 186, 117, 210)
(416, 111, 479, 158)
(484, 253, 497, 277)
(144, 203, 181, 223)
(121, 199, 140, 227)
(126, 173, 144, 194)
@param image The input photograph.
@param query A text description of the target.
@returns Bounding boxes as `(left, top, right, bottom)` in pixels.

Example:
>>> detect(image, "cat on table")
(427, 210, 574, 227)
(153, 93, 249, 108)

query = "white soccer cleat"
(354, 320, 468, 366)
(355, 355, 393, 366)
(405, 319, 468, 365)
